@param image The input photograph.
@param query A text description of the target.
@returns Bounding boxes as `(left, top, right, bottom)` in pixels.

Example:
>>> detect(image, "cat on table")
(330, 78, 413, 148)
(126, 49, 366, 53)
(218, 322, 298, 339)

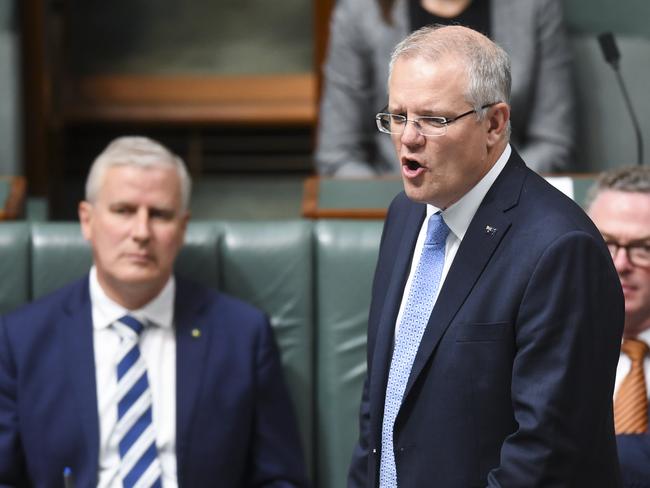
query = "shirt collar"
(428, 143, 511, 241)
(89, 266, 175, 331)
(636, 328, 650, 346)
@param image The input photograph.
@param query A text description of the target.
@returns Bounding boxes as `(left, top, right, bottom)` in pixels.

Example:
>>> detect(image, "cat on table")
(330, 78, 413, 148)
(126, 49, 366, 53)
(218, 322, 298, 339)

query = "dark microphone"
(598, 32, 644, 166)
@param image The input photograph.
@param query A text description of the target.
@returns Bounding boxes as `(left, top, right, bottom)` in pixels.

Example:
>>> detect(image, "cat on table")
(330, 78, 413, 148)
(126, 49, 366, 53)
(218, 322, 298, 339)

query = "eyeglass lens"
(607, 242, 650, 266)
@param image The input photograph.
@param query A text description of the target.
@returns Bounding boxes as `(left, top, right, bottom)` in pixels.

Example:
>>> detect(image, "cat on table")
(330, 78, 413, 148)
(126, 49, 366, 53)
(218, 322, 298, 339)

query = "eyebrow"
(109, 202, 176, 214)
(386, 105, 456, 117)
(601, 233, 650, 244)
(416, 107, 451, 116)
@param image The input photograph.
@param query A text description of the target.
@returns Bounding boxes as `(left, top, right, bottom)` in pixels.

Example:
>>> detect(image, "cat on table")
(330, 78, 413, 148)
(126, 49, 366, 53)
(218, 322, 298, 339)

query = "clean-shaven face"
(388, 55, 494, 209)
(79, 165, 188, 306)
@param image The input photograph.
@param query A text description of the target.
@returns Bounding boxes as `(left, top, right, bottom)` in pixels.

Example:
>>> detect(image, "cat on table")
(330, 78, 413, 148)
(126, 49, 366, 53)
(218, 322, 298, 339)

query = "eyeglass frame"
(603, 235, 650, 268)
(375, 102, 499, 137)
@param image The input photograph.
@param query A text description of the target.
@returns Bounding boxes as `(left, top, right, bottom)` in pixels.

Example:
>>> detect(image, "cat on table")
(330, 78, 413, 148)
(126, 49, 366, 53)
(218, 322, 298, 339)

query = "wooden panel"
(0, 176, 27, 220)
(21, 0, 55, 197)
(63, 74, 317, 126)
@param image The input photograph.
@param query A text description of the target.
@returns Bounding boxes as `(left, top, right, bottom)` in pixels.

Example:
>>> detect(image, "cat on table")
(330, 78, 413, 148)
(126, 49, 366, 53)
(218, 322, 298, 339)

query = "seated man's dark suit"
(618, 433, 650, 488)
(349, 151, 624, 487)
(0, 275, 307, 487)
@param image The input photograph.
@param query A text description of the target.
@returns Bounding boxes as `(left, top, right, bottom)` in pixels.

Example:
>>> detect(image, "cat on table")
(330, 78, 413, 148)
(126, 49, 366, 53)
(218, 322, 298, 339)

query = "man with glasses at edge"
(348, 25, 624, 487)
(587, 166, 650, 488)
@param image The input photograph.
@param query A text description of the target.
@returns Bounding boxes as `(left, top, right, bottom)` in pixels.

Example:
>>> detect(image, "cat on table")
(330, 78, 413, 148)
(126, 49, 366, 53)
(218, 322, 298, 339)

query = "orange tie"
(614, 338, 649, 434)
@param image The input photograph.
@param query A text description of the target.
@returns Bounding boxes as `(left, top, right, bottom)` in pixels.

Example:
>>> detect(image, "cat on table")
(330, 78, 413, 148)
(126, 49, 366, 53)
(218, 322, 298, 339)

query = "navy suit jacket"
(0, 276, 307, 487)
(349, 151, 625, 487)
(618, 433, 650, 487)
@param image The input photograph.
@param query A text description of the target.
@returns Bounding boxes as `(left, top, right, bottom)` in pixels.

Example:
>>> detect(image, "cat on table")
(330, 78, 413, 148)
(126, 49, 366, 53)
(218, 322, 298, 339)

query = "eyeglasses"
(375, 103, 498, 137)
(604, 238, 650, 268)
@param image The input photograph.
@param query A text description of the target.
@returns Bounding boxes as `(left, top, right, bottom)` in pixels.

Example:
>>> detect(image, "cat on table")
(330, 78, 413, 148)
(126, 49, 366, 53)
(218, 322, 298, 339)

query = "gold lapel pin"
(191, 328, 201, 338)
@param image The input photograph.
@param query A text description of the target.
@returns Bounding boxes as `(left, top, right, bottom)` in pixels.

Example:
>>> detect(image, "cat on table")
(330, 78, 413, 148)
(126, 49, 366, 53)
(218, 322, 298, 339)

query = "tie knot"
(622, 338, 649, 362)
(425, 213, 450, 247)
(116, 314, 146, 337)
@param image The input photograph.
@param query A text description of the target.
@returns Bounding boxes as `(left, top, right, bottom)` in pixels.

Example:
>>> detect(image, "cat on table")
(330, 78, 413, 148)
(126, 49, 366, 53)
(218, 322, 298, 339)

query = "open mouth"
(401, 157, 426, 178)
(405, 159, 422, 171)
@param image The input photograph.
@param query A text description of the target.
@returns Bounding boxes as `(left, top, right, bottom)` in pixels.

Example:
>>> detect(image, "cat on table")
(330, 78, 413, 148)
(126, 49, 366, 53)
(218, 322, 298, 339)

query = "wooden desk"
(302, 174, 598, 219)
(302, 176, 402, 219)
(0, 176, 26, 221)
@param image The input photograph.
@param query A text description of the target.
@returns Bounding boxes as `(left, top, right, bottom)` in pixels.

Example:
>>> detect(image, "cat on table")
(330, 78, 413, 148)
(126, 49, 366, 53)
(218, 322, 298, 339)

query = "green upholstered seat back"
(314, 220, 382, 488)
(218, 220, 315, 476)
(0, 222, 30, 313)
(175, 221, 221, 289)
(31, 223, 92, 299)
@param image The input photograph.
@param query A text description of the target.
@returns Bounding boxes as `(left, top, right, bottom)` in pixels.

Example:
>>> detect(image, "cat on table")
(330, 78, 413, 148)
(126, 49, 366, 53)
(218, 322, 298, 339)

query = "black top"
(409, 0, 491, 37)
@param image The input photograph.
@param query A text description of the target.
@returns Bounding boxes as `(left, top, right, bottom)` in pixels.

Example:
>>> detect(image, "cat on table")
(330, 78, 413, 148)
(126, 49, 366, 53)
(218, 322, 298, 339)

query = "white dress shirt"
(395, 144, 512, 335)
(614, 327, 650, 400)
(90, 267, 178, 488)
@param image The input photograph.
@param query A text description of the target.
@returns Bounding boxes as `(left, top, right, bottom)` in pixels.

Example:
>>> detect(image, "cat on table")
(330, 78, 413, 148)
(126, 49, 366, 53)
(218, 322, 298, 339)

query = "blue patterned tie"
(113, 315, 163, 488)
(379, 213, 450, 487)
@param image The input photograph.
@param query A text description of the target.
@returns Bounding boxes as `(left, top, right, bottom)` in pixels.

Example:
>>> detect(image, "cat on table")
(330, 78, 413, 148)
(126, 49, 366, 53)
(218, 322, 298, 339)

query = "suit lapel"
(174, 279, 211, 473)
(401, 155, 527, 403)
(61, 277, 100, 466)
(369, 202, 426, 439)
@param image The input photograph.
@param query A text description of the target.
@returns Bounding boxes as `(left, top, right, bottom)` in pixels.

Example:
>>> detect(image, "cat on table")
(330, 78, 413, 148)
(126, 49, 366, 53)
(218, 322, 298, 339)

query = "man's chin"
(124, 270, 164, 285)
(96, 267, 170, 308)
(403, 179, 420, 196)
(110, 266, 166, 289)
(403, 182, 433, 205)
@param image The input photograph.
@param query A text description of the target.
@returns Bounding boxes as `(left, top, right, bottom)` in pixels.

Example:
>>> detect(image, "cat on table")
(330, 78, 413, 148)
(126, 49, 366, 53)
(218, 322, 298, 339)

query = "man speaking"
(348, 25, 624, 487)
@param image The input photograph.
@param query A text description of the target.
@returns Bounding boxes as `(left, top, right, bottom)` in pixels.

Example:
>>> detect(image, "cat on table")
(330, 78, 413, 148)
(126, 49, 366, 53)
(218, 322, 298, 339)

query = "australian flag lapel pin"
(485, 225, 498, 236)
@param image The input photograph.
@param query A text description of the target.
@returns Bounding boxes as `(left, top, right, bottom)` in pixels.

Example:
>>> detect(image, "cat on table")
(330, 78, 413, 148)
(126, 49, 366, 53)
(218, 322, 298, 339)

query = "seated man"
(0, 136, 308, 487)
(587, 166, 650, 488)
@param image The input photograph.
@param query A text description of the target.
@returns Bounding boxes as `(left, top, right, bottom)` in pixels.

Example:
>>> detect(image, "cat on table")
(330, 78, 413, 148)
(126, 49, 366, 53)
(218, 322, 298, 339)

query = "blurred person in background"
(316, 0, 575, 176)
(588, 166, 650, 488)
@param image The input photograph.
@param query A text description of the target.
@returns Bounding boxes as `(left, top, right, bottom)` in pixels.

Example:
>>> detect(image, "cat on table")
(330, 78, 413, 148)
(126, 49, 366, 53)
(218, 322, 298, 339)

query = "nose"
(612, 247, 633, 275)
(132, 207, 151, 242)
(399, 120, 424, 146)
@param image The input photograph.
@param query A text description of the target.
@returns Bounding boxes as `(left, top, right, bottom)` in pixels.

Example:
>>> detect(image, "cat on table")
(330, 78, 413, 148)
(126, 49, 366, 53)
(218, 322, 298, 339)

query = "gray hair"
(389, 25, 511, 127)
(585, 165, 650, 209)
(85, 136, 192, 212)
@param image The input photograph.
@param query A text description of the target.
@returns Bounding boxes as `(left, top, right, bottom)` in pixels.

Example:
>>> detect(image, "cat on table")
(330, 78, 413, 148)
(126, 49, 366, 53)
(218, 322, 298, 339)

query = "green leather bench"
(0, 220, 383, 488)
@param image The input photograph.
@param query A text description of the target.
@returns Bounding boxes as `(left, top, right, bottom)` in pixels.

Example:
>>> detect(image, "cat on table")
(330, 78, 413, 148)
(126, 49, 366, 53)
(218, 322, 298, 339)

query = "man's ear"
(486, 102, 510, 147)
(179, 211, 190, 244)
(78, 201, 93, 241)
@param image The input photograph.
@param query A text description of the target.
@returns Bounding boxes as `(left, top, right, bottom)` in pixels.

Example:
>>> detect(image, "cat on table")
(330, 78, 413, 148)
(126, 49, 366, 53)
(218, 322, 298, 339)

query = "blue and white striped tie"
(113, 315, 163, 488)
(379, 213, 450, 487)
